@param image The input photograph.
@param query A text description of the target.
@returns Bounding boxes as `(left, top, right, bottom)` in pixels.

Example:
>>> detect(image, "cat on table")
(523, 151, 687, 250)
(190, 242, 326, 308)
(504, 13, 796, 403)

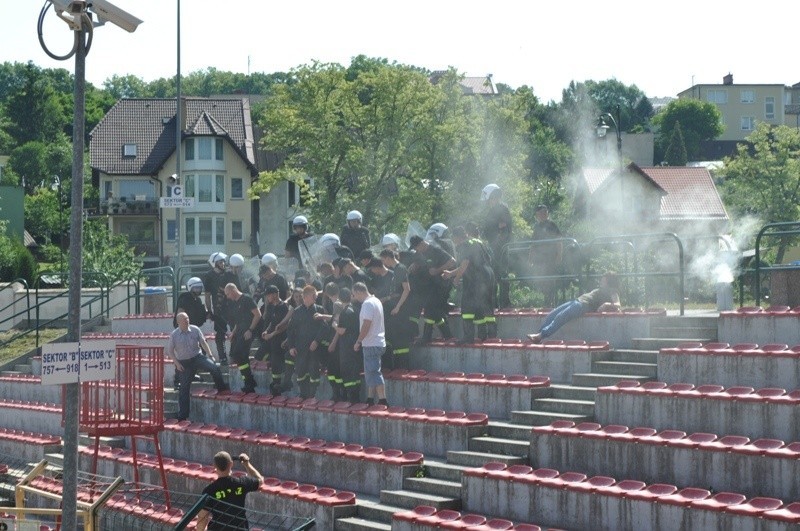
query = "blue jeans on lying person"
(539, 300, 585, 339)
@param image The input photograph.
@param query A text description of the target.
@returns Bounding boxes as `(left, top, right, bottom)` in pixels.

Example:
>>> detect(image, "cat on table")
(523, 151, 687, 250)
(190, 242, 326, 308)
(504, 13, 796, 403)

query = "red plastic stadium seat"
(732, 343, 759, 352)
(417, 509, 461, 526)
(703, 342, 731, 351)
(541, 472, 586, 488)
(639, 429, 687, 446)
(716, 386, 755, 400)
(512, 525, 541, 531)
(482, 519, 515, 530)
(439, 513, 488, 529)
(666, 383, 695, 394)
(659, 487, 712, 506)
(393, 505, 437, 523)
(764, 441, 800, 458)
(760, 344, 789, 353)
(698, 435, 750, 452)
(626, 483, 677, 501)
(608, 427, 656, 442)
(766, 305, 791, 313)
(726, 497, 784, 516)
(763, 501, 800, 524)
(582, 424, 628, 440)
(570, 475, 616, 493)
(519, 468, 559, 485)
(670, 432, 717, 449)
(737, 438, 785, 456)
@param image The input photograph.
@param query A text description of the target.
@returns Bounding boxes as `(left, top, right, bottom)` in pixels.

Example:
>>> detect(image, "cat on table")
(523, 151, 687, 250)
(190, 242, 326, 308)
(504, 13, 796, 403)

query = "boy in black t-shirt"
(196, 451, 263, 531)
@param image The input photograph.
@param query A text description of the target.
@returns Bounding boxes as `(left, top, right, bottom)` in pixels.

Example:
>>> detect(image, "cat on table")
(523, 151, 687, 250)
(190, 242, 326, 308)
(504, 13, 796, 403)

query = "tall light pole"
(50, 175, 64, 276)
(37, 2, 141, 528)
(174, 0, 182, 271)
(597, 105, 624, 214)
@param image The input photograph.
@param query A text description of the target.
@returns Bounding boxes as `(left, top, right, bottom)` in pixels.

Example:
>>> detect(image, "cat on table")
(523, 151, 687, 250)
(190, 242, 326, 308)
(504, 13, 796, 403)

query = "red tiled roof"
(582, 168, 614, 194)
(637, 166, 729, 221)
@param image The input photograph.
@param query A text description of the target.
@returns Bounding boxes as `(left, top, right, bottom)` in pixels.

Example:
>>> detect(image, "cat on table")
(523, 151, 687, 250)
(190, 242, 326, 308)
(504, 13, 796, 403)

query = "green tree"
(24, 187, 66, 244)
(2, 62, 68, 145)
(721, 123, 800, 262)
(560, 78, 653, 133)
(82, 219, 144, 283)
(103, 74, 149, 99)
(664, 121, 688, 166)
(653, 98, 723, 162)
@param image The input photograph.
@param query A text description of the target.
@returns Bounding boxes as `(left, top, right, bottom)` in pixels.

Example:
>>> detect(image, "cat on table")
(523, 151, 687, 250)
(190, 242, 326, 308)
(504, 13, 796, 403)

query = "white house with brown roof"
(89, 98, 259, 267)
(575, 164, 729, 237)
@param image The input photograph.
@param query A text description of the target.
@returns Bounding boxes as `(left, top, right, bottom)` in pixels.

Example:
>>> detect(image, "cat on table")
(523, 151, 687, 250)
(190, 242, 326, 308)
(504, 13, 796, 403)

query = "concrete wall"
(718, 313, 800, 346)
(658, 347, 800, 389)
(189, 396, 485, 457)
(594, 388, 800, 441)
(530, 427, 800, 499)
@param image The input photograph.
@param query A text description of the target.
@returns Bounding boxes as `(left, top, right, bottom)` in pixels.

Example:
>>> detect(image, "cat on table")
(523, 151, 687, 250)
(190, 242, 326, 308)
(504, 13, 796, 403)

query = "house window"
(288, 178, 313, 207)
(231, 178, 243, 199)
(231, 220, 244, 241)
(184, 137, 224, 161)
(765, 97, 775, 119)
(707, 90, 728, 104)
(740, 90, 754, 103)
(166, 219, 176, 241)
(123, 144, 137, 157)
(184, 174, 225, 203)
(184, 216, 225, 246)
(117, 220, 156, 242)
(118, 180, 155, 201)
(741, 117, 755, 131)
(102, 181, 112, 201)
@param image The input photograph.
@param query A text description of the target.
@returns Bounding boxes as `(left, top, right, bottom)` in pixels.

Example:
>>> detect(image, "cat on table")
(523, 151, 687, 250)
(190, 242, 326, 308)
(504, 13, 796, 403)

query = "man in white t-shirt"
(352, 282, 388, 406)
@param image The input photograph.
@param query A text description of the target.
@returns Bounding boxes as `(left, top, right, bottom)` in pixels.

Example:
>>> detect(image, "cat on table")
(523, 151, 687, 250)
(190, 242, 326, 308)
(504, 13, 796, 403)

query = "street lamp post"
(597, 105, 624, 214)
(51, 175, 64, 276)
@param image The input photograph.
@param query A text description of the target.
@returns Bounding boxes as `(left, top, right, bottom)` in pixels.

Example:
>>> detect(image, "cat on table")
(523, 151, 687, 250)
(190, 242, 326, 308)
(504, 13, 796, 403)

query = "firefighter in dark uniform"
(204, 252, 239, 365)
(445, 226, 496, 343)
(224, 283, 261, 394)
(481, 184, 513, 308)
(409, 235, 456, 343)
(284, 215, 314, 268)
(256, 285, 290, 396)
(172, 277, 209, 390)
(253, 264, 289, 303)
(379, 249, 413, 368)
(340, 210, 371, 259)
(334, 287, 363, 403)
(286, 285, 328, 399)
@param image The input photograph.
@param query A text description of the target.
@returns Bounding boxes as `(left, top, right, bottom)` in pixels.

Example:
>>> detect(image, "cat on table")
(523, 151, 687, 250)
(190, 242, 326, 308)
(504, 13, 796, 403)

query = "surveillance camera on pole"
(47, 0, 142, 33)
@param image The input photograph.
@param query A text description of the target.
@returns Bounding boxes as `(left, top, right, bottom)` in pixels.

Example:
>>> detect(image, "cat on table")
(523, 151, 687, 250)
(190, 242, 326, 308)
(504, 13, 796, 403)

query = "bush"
(0, 236, 38, 284)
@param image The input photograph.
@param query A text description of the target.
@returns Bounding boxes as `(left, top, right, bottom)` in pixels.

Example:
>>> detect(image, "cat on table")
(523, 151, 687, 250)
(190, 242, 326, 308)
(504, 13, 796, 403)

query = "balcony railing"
(85, 198, 159, 216)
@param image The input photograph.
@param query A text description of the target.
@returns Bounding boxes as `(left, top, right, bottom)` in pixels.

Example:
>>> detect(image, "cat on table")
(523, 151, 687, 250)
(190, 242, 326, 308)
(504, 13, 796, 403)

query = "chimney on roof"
(723, 73, 733, 85)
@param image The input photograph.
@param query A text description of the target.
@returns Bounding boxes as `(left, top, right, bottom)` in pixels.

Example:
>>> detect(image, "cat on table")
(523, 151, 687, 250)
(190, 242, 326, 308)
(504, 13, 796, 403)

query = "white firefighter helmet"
(346, 210, 363, 222)
(319, 233, 341, 248)
(208, 252, 228, 267)
(229, 254, 245, 268)
(481, 183, 501, 201)
(261, 252, 278, 266)
(292, 215, 308, 227)
(186, 277, 204, 292)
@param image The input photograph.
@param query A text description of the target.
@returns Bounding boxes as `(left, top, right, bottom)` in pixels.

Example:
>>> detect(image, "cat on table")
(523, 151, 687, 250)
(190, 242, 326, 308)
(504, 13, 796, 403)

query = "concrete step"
(591, 361, 658, 378)
(1, 371, 24, 377)
(531, 398, 595, 416)
(423, 459, 469, 483)
(469, 436, 530, 456)
(650, 326, 717, 340)
(447, 451, 526, 468)
(572, 373, 652, 388)
(335, 517, 392, 531)
(549, 384, 597, 401)
(353, 499, 405, 524)
(13, 364, 32, 374)
(598, 349, 658, 363)
(631, 337, 711, 350)
(403, 477, 462, 499)
(78, 435, 126, 448)
(487, 421, 533, 441)
(380, 490, 460, 511)
(510, 410, 591, 426)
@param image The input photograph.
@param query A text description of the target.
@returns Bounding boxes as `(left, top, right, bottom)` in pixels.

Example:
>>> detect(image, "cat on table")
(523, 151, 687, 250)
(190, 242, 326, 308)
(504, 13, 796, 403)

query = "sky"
(2, 0, 797, 103)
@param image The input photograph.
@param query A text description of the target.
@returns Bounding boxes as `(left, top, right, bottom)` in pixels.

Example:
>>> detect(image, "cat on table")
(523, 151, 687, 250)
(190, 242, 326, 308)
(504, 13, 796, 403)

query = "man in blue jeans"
(352, 282, 388, 406)
(167, 312, 229, 420)
(526, 273, 621, 343)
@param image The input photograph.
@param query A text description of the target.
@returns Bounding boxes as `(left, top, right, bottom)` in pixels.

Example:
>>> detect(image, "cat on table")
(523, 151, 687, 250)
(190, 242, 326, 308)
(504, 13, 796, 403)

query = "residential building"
(677, 74, 800, 157)
(575, 164, 729, 237)
(89, 98, 259, 267)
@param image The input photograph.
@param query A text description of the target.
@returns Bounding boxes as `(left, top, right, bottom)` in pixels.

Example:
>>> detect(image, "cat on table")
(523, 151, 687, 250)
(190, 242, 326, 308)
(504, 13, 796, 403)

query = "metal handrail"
(582, 233, 685, 314)
(0, 279, 30, 330)
(754, 221, 800, 305)
(500, 237, 581, 282)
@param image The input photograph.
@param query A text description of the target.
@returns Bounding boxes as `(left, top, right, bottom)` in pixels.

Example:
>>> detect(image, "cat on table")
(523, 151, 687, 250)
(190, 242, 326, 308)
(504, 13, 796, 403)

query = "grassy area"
(0, 328, 67, 363)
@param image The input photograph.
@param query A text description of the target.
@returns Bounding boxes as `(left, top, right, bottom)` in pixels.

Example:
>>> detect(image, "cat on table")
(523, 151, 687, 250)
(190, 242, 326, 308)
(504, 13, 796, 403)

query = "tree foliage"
(664, 121, 688, 166)
(82, 219, 144, 283)
(653, 98, 723, 162)
(721, 124, 800, 261)
(560, 78, 653, 133)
